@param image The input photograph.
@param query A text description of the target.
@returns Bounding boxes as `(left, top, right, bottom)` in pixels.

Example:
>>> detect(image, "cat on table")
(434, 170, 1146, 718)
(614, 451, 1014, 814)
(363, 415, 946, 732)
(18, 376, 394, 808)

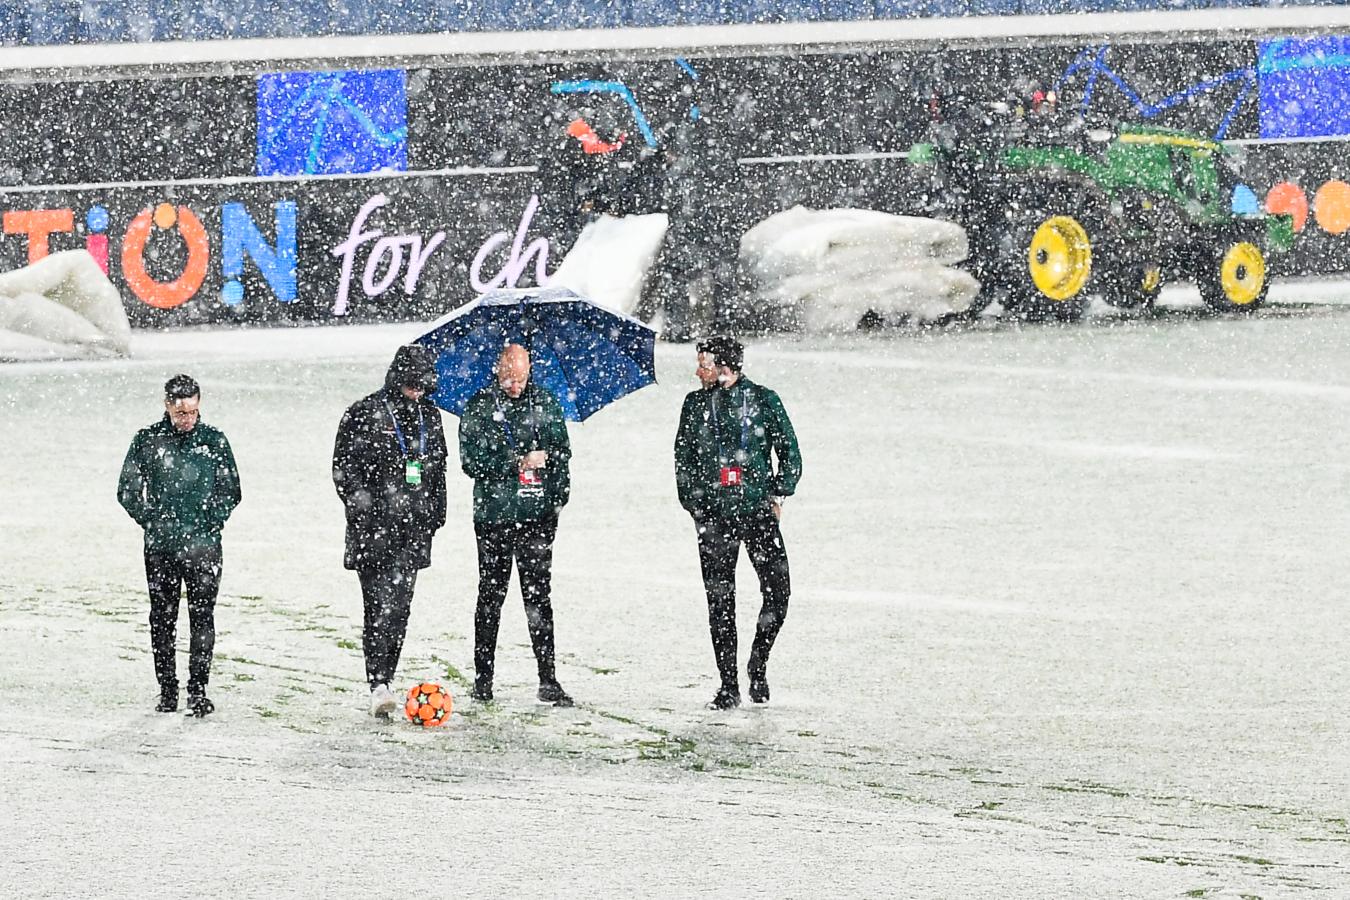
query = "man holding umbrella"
(459, 344, 575, 707)
(675, 336, 802, 710)
(332, 345, 448, 719)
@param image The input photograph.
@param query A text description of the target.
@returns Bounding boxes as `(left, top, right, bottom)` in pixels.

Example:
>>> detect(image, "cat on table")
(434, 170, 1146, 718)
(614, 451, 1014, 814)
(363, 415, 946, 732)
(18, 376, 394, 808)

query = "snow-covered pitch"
(2, 305, 1347, 896)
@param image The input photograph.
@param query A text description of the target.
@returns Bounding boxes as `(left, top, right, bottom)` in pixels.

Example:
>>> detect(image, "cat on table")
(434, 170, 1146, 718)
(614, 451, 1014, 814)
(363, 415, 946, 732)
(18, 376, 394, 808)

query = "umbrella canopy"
(414, 286, 657, 422)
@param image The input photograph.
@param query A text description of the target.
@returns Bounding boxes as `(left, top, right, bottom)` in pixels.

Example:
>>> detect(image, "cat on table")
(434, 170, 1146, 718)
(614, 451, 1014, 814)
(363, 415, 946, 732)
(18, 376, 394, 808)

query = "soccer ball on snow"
(404, 682, 453, 727)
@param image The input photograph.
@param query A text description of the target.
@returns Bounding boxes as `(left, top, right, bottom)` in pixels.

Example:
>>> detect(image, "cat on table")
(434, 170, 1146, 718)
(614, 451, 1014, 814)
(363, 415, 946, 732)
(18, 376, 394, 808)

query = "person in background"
(118, 374, 241, 718)
(333, 345, 448, 719)
(459, 344, 574, 707)
(674, 337, 802, 710)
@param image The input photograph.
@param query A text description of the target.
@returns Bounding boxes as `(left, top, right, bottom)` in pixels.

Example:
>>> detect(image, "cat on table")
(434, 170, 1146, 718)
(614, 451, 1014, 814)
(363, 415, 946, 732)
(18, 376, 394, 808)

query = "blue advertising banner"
(256, 69, 409, 177)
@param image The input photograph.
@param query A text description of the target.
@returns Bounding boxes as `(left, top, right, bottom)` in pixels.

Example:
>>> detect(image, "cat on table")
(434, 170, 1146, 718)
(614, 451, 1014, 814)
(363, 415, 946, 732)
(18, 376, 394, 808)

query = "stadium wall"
(0, 12, 1348, 326)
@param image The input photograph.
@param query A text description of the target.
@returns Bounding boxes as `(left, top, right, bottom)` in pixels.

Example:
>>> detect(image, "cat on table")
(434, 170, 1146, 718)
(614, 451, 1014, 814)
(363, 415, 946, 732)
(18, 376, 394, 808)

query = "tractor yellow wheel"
(1028, 215, 1093, 301)
(1219, 241, 1266, 307)
(1141, 266, 1161, 294)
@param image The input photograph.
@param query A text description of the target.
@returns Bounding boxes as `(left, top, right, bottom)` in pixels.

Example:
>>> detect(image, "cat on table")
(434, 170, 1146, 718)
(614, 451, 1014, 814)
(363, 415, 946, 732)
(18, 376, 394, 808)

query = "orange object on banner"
(1313, 180, 1350, 235)
(1265, 181, 1309, 233)
(566, 117, 627, 155)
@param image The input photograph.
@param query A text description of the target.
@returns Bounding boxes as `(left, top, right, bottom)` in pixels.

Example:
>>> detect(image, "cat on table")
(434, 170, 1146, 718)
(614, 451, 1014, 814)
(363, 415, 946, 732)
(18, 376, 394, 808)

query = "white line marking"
(0, 165, 537, 195)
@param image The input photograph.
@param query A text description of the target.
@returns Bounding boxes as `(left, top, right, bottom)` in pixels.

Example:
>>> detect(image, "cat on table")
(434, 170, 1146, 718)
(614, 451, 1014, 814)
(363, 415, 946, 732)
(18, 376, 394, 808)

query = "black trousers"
(695, 511, 791, 692)
(473, 518, 559, 686)
(146, 545, 222, 696)
(357, 555, 420, 690)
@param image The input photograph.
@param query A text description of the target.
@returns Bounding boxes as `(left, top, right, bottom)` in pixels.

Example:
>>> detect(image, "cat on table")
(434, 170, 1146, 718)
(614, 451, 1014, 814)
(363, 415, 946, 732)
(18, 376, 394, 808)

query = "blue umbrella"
(414, 286, 657, 422)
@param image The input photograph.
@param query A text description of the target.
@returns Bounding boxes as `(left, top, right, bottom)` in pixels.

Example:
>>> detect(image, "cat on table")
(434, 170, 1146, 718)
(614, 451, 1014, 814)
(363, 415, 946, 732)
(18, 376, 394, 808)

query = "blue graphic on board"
(1231, 184, 1260, 215)
(1257, 37, 1350, 140)
(256, 69, 408, 177)
(1053, 46, 1256, 141)
(220, 201, 298, 305)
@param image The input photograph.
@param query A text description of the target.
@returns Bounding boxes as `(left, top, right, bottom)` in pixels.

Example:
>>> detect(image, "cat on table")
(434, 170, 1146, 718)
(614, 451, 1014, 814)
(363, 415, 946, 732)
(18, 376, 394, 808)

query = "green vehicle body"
(912, 123, 1293, 318)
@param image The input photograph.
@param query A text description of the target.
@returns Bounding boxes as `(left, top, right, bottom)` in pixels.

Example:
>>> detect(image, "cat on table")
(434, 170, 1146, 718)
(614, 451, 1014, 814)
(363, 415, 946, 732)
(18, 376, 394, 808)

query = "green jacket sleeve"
(673, 393, 702, 513)
(541, 392, 571, 465)
(116, 432, 150, 527)
(458, 396, 515, 481)
(763, 388, 802, 498)
(205, 433, 242, 530)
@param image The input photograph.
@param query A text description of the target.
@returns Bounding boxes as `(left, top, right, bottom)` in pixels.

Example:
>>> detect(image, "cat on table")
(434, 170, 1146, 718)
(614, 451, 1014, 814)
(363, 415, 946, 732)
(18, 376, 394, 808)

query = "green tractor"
(912, 121, 1294, 321)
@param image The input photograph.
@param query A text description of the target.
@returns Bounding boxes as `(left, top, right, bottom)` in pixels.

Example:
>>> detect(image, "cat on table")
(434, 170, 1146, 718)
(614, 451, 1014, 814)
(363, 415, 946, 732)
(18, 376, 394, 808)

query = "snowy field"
(2, 296, 1349, 898)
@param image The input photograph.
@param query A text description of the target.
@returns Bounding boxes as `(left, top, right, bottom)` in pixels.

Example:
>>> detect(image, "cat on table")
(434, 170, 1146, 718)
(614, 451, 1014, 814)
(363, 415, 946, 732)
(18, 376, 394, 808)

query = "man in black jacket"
(332, 345, 448, 719)
(118, 374, 241, 717)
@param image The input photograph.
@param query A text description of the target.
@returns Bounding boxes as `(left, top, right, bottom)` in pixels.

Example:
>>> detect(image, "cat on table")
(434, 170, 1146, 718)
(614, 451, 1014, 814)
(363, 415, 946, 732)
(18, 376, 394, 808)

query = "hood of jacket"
(385, 344, 438, 395)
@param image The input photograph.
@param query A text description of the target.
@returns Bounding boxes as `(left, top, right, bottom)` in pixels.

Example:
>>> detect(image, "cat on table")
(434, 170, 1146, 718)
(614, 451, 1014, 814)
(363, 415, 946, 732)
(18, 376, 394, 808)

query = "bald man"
(458, 344, 574, 706)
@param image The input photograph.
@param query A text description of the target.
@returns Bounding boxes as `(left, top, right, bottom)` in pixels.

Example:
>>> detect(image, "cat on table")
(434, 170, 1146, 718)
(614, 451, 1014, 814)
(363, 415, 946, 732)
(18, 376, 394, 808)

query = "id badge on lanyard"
(518, 467, 544, 497)
(713, 391, 748, 489)
(386, 399, 427, 488)
(498, 396, 545, 497)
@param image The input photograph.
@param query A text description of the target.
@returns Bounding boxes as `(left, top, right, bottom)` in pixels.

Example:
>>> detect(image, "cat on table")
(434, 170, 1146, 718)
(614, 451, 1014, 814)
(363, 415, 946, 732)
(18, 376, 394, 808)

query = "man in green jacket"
(459, 344, 574, 707)
(674, 337, 802, 710)
(117, 375, 241, 717)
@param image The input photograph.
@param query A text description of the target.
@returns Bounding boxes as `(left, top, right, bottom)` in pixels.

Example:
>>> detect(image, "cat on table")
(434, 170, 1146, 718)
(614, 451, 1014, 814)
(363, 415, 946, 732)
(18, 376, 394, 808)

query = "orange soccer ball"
(404, 682, 453, 727)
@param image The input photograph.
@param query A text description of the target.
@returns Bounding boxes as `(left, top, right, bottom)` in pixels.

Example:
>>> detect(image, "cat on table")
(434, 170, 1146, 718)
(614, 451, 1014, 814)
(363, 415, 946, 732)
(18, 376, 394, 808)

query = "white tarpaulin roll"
(740, 206, 977, 330)
(548, 213, 669, 317)
(0, 250, 132, 361)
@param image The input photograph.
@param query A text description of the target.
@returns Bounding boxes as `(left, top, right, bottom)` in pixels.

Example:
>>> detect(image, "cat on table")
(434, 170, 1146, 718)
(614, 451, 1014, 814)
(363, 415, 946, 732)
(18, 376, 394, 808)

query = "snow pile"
(739, 206, 980, 331)
(0, 250, 132, 361)
(548, 213, 669, 317)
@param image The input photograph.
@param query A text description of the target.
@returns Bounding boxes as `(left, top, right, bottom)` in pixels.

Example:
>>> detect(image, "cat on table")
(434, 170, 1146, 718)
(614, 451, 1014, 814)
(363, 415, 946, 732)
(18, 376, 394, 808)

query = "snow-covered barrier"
(0, 250, 132, 361)
(739, 206, 980, 331)
(548, 213, 669, 317)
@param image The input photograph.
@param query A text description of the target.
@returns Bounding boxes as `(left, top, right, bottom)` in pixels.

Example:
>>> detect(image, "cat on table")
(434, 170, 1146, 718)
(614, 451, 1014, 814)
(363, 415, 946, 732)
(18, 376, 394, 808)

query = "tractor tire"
(1000, 206, 1103, 323)
(1103, 258, 1164, 310)
(1197, 237, 1269, 313)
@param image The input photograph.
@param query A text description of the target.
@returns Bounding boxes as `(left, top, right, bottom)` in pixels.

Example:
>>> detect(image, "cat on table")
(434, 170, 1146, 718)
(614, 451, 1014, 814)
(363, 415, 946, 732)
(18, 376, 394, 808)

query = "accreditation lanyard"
(494, 394, 540, 454)
(384, 398, 427, 485)
(385, 399, 427, 457)
(712, 391, 756, 469)
(496, 393, 543, 493)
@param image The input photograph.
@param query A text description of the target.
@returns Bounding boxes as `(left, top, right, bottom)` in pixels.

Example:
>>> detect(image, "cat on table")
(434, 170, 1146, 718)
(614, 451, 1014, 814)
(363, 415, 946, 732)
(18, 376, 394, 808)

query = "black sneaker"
(186, 693, 214, 718)
(748, 671, 769, 704)
(707, 687, 741, 710)
(537, 681, 574, 707)
(470, 680, 494, 703)
(155, 690, 178, 713)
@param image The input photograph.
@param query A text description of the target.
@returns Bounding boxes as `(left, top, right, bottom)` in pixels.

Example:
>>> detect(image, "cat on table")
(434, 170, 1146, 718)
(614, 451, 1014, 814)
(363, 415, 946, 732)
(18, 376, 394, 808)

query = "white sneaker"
(370, 683, 398, 718)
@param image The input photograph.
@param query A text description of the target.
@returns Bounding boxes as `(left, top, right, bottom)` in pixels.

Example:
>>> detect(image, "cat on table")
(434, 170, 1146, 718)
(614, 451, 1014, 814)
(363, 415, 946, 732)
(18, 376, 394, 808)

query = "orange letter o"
(122, 205, 210, 310)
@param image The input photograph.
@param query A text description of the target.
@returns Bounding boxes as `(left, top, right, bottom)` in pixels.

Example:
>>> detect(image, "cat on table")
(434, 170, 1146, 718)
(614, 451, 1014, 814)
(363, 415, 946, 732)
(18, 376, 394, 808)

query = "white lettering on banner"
(470, 194, 551, 293)
(331, 193, 447, 316)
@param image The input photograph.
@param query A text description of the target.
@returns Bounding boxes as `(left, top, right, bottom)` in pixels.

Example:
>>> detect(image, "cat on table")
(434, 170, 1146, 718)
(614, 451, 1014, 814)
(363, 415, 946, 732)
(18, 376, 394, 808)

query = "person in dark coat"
(650, 115, 741, 340)
(674, 337, 802, 710)
(332, 345, 448, 719)
(458, 344, 574, 707)
(118, 374, 241, 717)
